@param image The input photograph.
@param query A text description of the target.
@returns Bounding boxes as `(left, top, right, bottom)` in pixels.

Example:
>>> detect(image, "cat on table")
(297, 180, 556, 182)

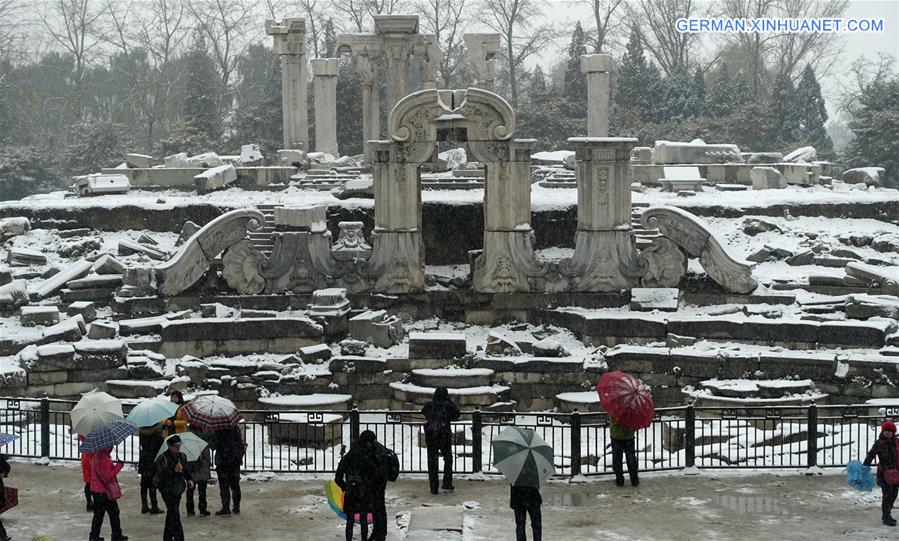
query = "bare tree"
(188, 0, 259, 103)
(331, 0, 368, 33)
(578, 0, 625, 54)
(0, 0, 27, 62)
(297, 0, 323, 58)
(479, 0, 554, 106)
(627, 0, 703, 76)
(417, 0, 467, 87)
(772, 0, 848, 82)
(39, 0, 106, 118)
(838, 53, 896, 117)
(716, 0, 779, 95)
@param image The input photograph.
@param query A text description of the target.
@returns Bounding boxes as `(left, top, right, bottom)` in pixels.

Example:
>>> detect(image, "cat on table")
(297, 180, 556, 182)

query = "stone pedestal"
(562, 137, 643, 291)
(581, 54, 612, 137)
(266, 18, 308, 151)
(311, 58, 339, 157)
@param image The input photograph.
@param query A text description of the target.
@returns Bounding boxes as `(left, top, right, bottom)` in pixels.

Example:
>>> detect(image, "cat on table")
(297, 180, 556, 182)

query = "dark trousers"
(426, 439, 453, 492)
(0, 517, 5, 539)
(85, 482, 94, 510)
(218, 468, 241, 511)
(883, 483, 899, 519)
(513, 503, 542, 541)
(140, 473, 159, 509)
(611, 437, 639, 482)
(186, 480, 208, 513)
(162, 492, 184, 541)
(370, 496, 387, 541)
(89, 492, 123, 540)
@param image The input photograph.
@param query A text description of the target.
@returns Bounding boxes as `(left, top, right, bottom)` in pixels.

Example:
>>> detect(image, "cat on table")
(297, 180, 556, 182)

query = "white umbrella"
(156, 432, 209, 462)
(71, 392, 124, 436)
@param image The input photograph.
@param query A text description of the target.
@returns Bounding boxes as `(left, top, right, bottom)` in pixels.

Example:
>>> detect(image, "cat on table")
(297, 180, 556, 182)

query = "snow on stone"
(258, 394, 352, 407)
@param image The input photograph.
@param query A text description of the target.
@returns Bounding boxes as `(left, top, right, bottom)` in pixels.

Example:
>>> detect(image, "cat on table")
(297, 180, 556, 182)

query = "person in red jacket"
(89, 447, 128, 541)
(79, 434, 94, 512)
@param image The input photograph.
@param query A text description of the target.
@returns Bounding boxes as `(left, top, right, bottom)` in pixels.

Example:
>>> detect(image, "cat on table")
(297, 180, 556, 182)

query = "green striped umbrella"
(491, 426, 555, 487)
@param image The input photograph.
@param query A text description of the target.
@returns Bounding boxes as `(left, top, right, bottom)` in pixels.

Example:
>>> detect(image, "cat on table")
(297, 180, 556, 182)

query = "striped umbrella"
(183, 395, 241, 431)
(71, 392, 124, 436)
(80, 421, 136, 453)
(0, 434, 18, 447)
(491, 426, 555, 488)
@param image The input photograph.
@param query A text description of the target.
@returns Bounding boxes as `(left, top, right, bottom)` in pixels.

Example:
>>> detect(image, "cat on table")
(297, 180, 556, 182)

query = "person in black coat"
(510, 485, 542, 541)
(865, 421, 899, 526)
(422, 387, 460, 494)
(0, 455, 10, 541)
(138, 424, 164, 514)
(155, 436, 194, 541)
(335, 431, 386, 541)
(213, 427, 245, 516)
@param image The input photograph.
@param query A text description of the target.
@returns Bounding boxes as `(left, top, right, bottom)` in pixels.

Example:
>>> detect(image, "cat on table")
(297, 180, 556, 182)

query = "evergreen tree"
(181, 32, 221, 144)
(615, 25, 656, 122)
(64, 120, 133, 175)
(321, 19, 337, 58)
(0, 74, 10, 145)
(844, 75, 899, 188)
(689, 68, 706, 117)
(228, 45, 282, 157)
(795, 64, 833, 156)
(335, 58, 363, 156)
(562, 21, 588, 107)
(769, 71, 801, 148)
(528, 65, 547, 100)
(0, 145, 63, 200)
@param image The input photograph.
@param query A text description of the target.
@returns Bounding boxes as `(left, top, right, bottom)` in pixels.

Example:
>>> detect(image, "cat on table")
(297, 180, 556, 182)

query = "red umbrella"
(183, 395, 241, 431)
(596, 371, 655, 430)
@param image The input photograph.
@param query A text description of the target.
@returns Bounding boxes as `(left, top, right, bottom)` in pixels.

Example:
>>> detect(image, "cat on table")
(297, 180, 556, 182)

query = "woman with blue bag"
(863, 421, 899, 527)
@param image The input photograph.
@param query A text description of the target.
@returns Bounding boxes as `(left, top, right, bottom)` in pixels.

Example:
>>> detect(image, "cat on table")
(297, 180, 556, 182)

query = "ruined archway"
(364, 88, 547, 294)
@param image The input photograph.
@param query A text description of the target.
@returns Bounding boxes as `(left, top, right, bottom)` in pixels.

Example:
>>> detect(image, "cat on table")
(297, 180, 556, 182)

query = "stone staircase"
(631, 202, 660, 250)
(248, 204, 280, 257)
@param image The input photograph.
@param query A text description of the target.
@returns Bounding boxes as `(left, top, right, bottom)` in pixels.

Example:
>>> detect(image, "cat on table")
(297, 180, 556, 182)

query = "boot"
(884, 517, 897, 527)
(111, 537, 129, 541)
(630, 475, 640, 487)
(233, 506, 240, 515)
(215, 508, 231, 516)
(614, 477, 625, 487)
(141, 495, 149, 514)
(150, 503, 163, 515)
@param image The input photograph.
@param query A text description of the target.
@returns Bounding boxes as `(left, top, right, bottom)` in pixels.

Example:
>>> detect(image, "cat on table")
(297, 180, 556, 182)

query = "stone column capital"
(580, 54, 612, 74)
(266, 18, 306, 56)
(311, 58, 339, 77)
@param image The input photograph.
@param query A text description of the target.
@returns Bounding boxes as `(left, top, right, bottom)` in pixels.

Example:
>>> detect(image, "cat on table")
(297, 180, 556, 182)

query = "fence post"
(40, 397, 51, 459)
(685, 405, 696, 468)
(807, 404, 818, 469)
(350, 407, 360, 443)
(472, 408, 482, 473)
(570, 410, 581, 477)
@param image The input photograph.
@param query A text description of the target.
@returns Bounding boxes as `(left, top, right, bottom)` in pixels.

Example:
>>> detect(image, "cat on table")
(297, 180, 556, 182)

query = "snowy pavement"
(5, 461, 895, 540)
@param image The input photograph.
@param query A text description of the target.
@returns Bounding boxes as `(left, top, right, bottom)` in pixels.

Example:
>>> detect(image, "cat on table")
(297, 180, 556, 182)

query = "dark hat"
(359, 430, 377, 444)
(168, 435, 182, 446)
(883, 421, 897, 433)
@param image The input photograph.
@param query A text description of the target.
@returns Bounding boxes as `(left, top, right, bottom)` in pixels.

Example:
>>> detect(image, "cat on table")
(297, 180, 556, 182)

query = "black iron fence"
(0, 397, 890, 476)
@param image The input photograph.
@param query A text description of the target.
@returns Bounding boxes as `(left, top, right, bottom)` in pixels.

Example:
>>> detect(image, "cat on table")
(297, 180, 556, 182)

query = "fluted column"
(266, 18, 308, 151)
(311, 58, 339, 157)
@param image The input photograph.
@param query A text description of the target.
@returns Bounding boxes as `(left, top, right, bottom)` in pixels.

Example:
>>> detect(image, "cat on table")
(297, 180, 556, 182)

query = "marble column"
(384, 42, 410, 115)
(463, 34, 500, 91)
(581, 54, 612, 137)
(561, 137, 644, 291)
(311, 58, 339, 157)
(266, 18, 308, 151)
(472, 139, 546, 293)
(355, 54, 380, 160)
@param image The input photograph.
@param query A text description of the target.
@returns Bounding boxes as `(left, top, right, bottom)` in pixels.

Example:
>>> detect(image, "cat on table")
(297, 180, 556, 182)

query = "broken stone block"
(33, 259, 93, 300)
(298, 343, 332, 363)
(339, 339, 367, 356)
(176, 356, 209, 385)
(200, 303, 238, 318)
(485, 331, 522, 356)
(277, 149, 305, 167)
(118, 239, 167, 260)
(746, 152, 783, 164)
(783, 146, 816, 162)
(750, 167, 786, 190)
(58, 228, 91, 239)
(93, 254, 125, 275)
(67, 301, 96, 322)
(872, 234, 899, 254)
(194, 164, 238, 194)
(240, 144, 263, 166)
(20, 305, 60, 327)
(74, 340, 127, 370)
(408, 332, 467, 360)
(747, 245, 792, 262)
(630, 287, 680, 311)
(331, 178, 374, 200)
(0, 217, 30, 239)
(348, 310, 404, 348)
(741, 218, 782, 236)
(309, 288, 351, 317)
(7, 247, 47, 266)
(67, 274, 122, 290)
(25, 343, 77, 371)
(126, 153, 154, 168)
(532, 338, 568, 357)
(187, 152, 223, 168)
(164, 152, 189, 168)
(177, 221, 201, 245)
(786, 250, 815, 266)
(73, 173, 131, 196)
(842, 167, 885, 187)
(38, 315, 85, 345)
(88, 320, 117, 339)
(138, 233, 159, 246)
(58, 238, 101, 258)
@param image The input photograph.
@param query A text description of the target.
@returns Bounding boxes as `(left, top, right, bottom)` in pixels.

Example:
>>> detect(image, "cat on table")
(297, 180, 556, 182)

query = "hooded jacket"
(422, 387, 460, 442)
(90, 447, 124, 497)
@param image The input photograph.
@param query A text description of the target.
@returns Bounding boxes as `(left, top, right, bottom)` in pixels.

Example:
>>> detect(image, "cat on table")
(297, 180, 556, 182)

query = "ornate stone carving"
(156, 209, 264, 297)
(639, 237, 687, 288)
(363, 230, 425, 293)
(388, 88, 515, 144)
(560, 231, 645, 291)
(332, 222, 373, 261)
(642, 206, 757, 294)
(221, 239, 265, 295)
(473, 231, 548, 293)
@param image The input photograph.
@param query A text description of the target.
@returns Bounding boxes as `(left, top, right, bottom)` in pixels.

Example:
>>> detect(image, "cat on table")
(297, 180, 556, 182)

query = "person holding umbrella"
(213, 427, 245, 516)
(0, 453, 11, 541)
(72, 392, 123, 514)
(864, 421, 899, 527)
(422, 387, 460, 494)
(335, 430, 384, 541)
(492, 427, 554, 541)
(89, 446, 128, 541)
(79, 435, 94, 513)
(164, 392, 188, 437)
(596, 371, 654, 488)
(185, 430, 212, 517)
(155, 435, 194, 541)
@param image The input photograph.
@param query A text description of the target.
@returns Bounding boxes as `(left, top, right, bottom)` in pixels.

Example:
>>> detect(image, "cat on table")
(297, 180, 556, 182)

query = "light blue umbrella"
(0, 433, 18, 446)
(127, 397, 180, 428)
